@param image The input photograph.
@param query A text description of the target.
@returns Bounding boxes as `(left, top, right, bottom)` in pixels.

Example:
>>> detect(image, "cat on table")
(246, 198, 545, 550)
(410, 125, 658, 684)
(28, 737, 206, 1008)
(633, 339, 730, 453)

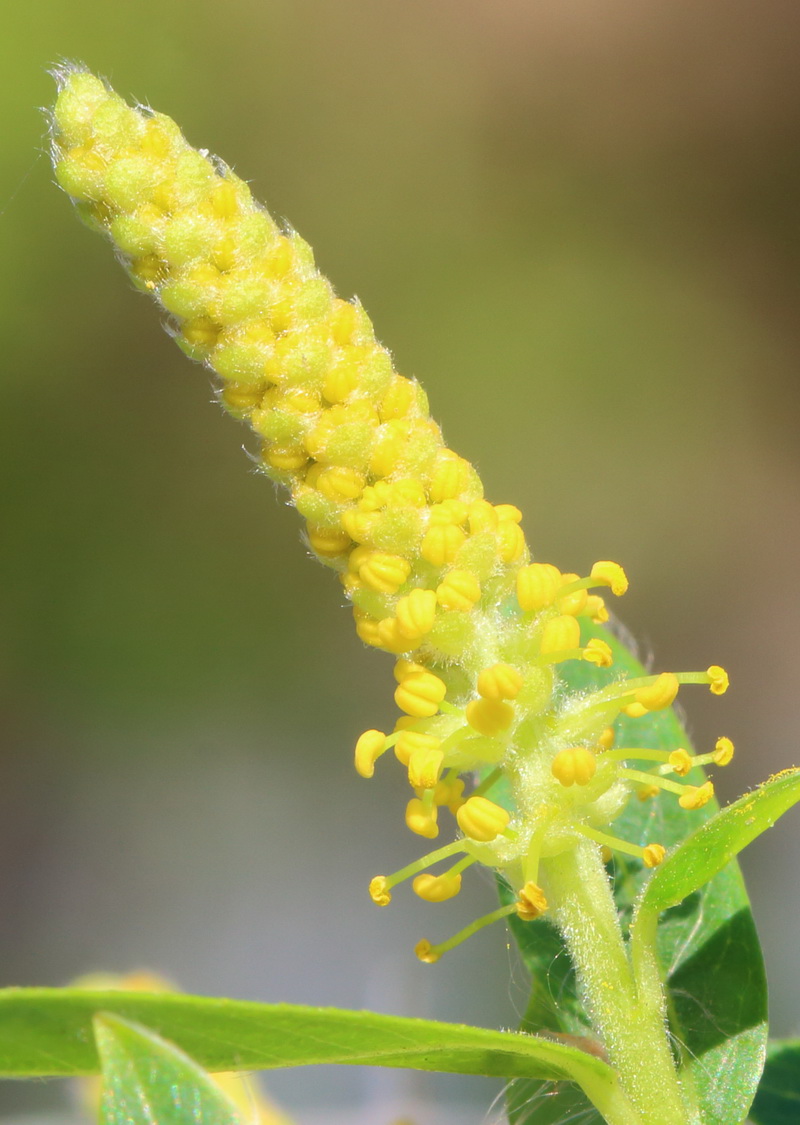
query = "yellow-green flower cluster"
(51, 67, 733, 963)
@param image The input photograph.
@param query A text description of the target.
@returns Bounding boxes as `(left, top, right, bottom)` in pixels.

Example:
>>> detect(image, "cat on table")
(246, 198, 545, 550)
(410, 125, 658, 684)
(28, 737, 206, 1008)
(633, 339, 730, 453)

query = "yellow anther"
(396, 588, 438, 639)
(477, 663, 524, 701)
(494, 504, 523, 523)
(221, 382, 265, 414)
(467, 500, 499, 535)
(585, 594, 609, 623)
(637, 785, 660, 800)
(412, 873, 462, 903)
(420, 523, 467, 567)
(496, 519, 526, 563)
(436, 569, 481, 611)
(340, 509, 380, 543)
(330, 298, 358, 345)
(515, 882, 548, 921)
(600, 846, 613, 864)
(376, 617, 411, 654)
(625, 703, 649, 719)
(456, 796, 510, 842)
(551, 747, 597, 787)
(370, 419, 409, 477)
(183, 317, 220, 349)
(316, 465, 365, 502)
(516, 563, 563, 613)
(354, 729, 387, 779)
(415, 939, 440, 964)
(353, 610, 381, 647)
(432, 777, 465, 812)
(707, 665, 729, 695)
(379, 374, 417, 420)
(388, 479, 428, 508)
(359, 552, 412, 594)
(395, 729, 441, 767)
(713, 737, 734, 766)
(306, 523, 351, 558)
(557, 573, 589, 617)
(679, 781, 715, 810)
(428, 451, 470, 503)
(428, 500, 469, 526)
(668, 749, 693, 777)
(465, 698, 515, 737)
(266, 444, 309, 471)
(583, 638, 613, 668)
(394, 658, 427, 683)
(540, 614, 581, 656)
(590, 561, 629, 596)
(643, 844, 666, 868)
(406, 797, 439, 838)
(322, 361, 359, 404)
(394, 671, 448, 718)
(634, 673, 679, 712)
(369, 876, 392, 906)
(597, 727, 615, 750)
(408, 747, 445, 791)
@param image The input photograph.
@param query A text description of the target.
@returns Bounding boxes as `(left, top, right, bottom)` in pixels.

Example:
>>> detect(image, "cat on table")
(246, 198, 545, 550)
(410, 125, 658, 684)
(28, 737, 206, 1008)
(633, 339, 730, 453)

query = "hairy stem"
(541, 842, 698, 1125)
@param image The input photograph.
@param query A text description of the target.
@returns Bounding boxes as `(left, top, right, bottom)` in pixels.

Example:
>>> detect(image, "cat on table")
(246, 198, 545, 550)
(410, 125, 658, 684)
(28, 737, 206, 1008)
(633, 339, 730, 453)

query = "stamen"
(369, 840, 466, 904)
(415, 903, 517, 963)
(516, 881, 548, 921)
(618, 768, 687, 797)
(576, 825, 665, 867)
(456, 795, 511, 842)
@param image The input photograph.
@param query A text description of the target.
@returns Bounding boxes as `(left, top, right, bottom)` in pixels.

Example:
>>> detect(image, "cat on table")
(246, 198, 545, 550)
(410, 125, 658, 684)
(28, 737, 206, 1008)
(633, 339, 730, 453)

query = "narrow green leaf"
(750, 1040, 800, 1125)
(0, 987, 636, 1122)
(94, 1013, 242, 1125)
(639, 769, 800, 913)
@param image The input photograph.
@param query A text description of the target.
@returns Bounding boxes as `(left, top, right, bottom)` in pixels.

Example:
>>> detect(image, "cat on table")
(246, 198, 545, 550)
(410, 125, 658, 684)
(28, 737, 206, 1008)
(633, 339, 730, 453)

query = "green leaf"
(504, 623, 772, 1125)
(750, 1039, 800, 1125)
(0, 987, 637, 1124)
(639, 768, 800, 914)
(94, 1013, 243, 1125)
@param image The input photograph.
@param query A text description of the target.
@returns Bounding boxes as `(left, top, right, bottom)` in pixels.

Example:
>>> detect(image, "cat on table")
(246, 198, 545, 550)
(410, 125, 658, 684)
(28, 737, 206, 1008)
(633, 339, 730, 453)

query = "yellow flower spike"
(678, 781, 715, 810)
(551, 747, 597, 787)
(412, 872, 462, 903)
(539, 614, 581, 657)
(516, 563, 563, 613)
(466, 698, 515, 737)
(456, 796, 510, 842)
(354, 729, 388, 779)
(414, 939, 440, 964)
(394, 671, 447, 717)
(590, 560, 629, 596)
(707, 665, 730, 695)
(515, 882, 548, 921)
(408, 747, 445, 791)
(668, 748, 693, 777)
(358, 552, 412, 594)
(583, 638, 613, 668)
(643, 844, 666, 868)
(477, 663, 524, 701)
(395, 729, 441, 767)
(436, 569, 481, 611)
(406, 797, 440, 838)
(634, 672, 680, 712)
(395, 588, 438, 640)
(713, 737, 735, 766)
(420, 523, 467, 567)
(369, 876, 392, 906)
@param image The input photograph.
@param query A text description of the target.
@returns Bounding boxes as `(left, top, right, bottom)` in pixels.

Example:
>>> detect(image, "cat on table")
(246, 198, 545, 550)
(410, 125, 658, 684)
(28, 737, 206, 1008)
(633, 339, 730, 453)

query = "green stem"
(540, 842, 698, 1125)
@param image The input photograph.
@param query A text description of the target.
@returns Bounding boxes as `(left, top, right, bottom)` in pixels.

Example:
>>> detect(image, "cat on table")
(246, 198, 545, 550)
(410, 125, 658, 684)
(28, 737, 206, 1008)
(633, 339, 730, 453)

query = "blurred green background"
(2, 0, 800, 1120)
